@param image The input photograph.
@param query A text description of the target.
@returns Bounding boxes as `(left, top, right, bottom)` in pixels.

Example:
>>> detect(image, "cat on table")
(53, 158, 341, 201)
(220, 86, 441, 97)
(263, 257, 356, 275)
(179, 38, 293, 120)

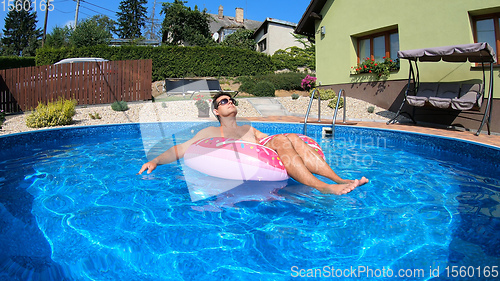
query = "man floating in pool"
(138, 93, 368, 195)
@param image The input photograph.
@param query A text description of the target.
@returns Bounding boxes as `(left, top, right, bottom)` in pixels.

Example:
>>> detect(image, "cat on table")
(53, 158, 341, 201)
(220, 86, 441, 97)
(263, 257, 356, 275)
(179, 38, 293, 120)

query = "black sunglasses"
(216, 97, 237, 108)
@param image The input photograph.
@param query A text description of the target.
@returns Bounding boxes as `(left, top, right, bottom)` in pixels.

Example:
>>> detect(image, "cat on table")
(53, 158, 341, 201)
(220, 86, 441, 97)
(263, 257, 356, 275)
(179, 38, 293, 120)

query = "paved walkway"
(246, 98, 290, 116)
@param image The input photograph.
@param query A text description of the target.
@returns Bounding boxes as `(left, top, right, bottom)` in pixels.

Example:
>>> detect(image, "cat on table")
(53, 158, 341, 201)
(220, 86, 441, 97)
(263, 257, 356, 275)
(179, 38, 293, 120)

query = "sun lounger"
(164, 78, 238, 98)
(428, 83, 460, 109)
(452, 83, 483, 110)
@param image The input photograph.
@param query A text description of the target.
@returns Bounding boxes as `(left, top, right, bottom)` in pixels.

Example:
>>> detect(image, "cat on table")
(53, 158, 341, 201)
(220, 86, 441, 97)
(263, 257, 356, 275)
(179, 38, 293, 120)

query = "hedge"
(0, 56, 36, 70)
(36, 45, 275, 81)
(237, 72, 305, 94)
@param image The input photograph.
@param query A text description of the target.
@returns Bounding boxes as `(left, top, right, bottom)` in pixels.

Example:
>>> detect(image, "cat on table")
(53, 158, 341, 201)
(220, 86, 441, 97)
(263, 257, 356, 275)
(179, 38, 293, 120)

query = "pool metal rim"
(1, 121, 499, 152)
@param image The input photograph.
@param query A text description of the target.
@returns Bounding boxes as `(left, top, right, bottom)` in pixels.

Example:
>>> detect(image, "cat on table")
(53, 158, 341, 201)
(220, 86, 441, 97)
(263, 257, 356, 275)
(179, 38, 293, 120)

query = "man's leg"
(285, 134, 368, 185)
(264, 134, 362, 195)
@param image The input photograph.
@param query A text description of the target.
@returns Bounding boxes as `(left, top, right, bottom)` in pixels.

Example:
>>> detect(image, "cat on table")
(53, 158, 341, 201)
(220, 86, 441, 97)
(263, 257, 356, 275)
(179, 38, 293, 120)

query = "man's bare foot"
(358, 176, 369, 185)
(339, 176, 369, 186)
(319, 177, 368, 195)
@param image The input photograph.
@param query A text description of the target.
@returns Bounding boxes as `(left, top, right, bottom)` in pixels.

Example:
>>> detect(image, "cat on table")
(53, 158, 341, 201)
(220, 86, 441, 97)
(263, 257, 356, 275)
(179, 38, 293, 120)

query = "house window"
(356, 30, 399, 63)
(472, 13, 500, 64)
(222, 28, 237, 41)
(258, 39, 267, 52)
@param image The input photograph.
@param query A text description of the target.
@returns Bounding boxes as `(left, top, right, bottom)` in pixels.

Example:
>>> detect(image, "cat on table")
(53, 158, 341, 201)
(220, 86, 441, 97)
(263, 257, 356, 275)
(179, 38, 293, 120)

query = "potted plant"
(194, 95, 210, 117)
(352, 57, 399, 80)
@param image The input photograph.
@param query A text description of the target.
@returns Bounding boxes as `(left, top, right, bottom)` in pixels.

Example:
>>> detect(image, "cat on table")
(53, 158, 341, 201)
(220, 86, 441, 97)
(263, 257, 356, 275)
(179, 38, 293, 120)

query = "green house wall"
(315, 0, 500, 99)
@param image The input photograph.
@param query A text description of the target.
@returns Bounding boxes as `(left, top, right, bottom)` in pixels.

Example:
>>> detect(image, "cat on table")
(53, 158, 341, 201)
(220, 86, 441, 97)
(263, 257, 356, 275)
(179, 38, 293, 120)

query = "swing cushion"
(452, 84, 483, 111)
(428, 83, 460, 109)
(406, 83, 439, 107)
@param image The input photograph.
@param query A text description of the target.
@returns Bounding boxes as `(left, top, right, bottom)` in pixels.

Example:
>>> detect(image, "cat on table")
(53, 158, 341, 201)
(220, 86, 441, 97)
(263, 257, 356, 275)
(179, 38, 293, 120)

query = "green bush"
(328, 96, 344, 109)
(272, 46, 315, 71)
(263, 72, 305, 91)
(89, 112, 101, 119)
(36, 45, 275, 81)
(237, 72, 304, 94)
(26, 98, 77, 128)
(111, 101, 128, 111)
(291, 93, 300, 100)
(309, 88, 336, 100)
(367, 106, 375, 113)
(251, 81, 275, 97)
(0, 56, 36, 70)
(236, 76, 257, 93)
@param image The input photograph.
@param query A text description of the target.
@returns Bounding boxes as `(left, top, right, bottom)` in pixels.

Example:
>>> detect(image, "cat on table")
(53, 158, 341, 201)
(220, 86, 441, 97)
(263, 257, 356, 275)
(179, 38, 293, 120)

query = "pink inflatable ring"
(184, 134, 324, 181)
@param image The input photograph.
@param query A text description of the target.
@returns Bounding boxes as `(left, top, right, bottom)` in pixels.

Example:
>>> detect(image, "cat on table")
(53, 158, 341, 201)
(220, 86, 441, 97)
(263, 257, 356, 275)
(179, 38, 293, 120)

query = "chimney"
(235, 7, 244, 23)
(218, 5, 223, 19)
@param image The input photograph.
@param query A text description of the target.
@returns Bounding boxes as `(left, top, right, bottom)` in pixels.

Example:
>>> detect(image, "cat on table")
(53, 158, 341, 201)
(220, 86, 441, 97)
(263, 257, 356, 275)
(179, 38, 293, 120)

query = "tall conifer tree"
(116, 0, 148, 39)
(160, 0, 212, 46)
(1, 1, 42, 56)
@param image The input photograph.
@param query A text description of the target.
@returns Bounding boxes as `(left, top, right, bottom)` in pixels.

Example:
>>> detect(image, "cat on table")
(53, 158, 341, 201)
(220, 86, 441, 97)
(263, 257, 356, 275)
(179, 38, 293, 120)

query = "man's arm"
(137, 128, 212, 174)
(252, 127, 269, 141)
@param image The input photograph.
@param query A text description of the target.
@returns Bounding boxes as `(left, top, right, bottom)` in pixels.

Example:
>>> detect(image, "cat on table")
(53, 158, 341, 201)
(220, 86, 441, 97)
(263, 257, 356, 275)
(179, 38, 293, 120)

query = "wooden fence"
(0, 59, 152, 113)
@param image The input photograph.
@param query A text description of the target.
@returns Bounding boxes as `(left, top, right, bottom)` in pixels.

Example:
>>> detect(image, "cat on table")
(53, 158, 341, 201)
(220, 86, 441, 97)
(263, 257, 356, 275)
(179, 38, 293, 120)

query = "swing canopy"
(389, 42, 496, 136)
(397, 42, 496, 63)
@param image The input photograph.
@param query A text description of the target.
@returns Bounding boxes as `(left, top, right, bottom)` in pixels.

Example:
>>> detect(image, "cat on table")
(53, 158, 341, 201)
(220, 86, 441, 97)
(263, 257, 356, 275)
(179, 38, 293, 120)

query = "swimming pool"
(0, 122, 499, 280)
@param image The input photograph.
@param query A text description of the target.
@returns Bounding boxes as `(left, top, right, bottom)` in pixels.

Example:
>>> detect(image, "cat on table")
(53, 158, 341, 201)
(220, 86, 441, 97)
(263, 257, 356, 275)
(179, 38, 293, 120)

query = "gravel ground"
(0, 97, 398, 136)
(277, 96, 398, 121)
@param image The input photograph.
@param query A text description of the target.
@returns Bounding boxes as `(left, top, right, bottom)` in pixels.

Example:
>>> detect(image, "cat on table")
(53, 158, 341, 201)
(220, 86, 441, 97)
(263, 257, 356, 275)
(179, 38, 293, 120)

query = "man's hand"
(137, 161, 158, 175)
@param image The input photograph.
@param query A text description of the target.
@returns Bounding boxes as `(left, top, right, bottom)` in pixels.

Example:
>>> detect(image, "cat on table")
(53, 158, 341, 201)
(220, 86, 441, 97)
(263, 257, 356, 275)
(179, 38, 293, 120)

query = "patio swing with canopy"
(387, 42, 496, 136)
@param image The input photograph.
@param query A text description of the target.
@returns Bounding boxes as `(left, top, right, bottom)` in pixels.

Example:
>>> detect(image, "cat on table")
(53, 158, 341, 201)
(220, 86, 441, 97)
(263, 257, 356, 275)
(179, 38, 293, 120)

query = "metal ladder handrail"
(303, 88, 322, 135)
(303, 89, 346, 135)
(331, 89, 346, 138)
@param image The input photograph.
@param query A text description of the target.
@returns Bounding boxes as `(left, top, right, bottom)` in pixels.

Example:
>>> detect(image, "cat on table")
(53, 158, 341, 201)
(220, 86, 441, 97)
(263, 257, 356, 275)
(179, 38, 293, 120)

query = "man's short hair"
(212, 92, 234, 123)
(212, 92, 233, 109)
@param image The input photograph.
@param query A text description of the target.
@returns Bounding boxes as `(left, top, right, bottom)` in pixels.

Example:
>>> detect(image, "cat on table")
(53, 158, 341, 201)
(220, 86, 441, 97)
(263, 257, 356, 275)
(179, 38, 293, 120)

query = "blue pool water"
(0, 122, 499, 280)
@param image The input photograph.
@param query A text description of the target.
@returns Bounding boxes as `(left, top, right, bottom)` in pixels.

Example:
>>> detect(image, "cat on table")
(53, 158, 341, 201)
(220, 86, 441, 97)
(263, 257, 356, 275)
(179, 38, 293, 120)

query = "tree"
(0, 32, 4, 54)
(160, 0, 213, 46)
(272, 34, 316, 71)
(92, 15, 117, 37)
(1, 1, 42, 56)
(69, 16, 113, 47)
(116, 0, 148, 39)
(221, 29, 256, 51)
(44, 26, 72, 49)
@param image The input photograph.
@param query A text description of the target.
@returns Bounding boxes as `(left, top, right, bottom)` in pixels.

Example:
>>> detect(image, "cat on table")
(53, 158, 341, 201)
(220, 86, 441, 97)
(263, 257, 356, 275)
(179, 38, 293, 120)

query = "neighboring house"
(253, 18, 303, 55)
(296, 0, 500, 133)
(209, 6, 261, 43)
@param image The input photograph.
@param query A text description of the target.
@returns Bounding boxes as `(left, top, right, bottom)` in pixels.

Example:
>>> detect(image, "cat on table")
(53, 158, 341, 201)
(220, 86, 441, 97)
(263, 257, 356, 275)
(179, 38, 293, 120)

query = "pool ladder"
(303, 89, 346, 137)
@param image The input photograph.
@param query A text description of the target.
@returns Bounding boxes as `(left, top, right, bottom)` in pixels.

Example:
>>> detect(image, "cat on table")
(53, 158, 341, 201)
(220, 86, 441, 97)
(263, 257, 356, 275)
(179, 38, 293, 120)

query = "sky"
(0, 0, 310, 38)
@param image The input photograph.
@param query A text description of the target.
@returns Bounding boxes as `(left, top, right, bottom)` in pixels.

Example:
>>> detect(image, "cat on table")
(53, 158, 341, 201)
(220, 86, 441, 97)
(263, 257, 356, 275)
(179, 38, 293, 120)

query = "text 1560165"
(2, 0, 54, 12)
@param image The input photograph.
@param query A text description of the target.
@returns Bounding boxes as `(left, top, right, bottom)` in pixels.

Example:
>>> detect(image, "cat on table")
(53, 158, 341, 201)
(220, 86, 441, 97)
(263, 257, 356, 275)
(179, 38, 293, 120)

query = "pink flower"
(301, 75, 317, 90)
